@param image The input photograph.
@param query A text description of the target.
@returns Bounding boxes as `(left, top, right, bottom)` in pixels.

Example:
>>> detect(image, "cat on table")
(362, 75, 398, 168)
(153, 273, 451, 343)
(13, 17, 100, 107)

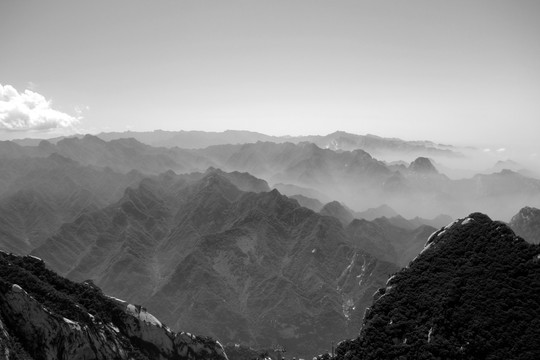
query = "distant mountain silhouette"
(0, 155, 143, 254)
(3, 137, 540, 219)
(485, 159, 539, 179)
(38, 130, 460, 158)
(408, 157, 438, 174)
(320, 201, 355, 225)
(355, 205, 398, 221)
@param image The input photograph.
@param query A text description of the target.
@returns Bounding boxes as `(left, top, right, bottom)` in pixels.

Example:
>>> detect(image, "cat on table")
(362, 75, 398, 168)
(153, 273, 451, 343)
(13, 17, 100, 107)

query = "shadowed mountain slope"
(0, 155, 143, 254)
(32, 170, 398, 358)
(345, 218, 435, 267)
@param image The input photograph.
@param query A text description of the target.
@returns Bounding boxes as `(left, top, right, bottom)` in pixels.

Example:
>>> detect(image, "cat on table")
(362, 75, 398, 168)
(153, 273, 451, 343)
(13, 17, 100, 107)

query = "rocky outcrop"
(1, 284, 129, 359)
(0, 251, 228, 360)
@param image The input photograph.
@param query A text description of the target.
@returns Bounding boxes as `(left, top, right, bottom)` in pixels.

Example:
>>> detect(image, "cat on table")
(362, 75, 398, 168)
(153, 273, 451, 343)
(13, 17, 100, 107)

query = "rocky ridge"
(0, 251, 228, 360)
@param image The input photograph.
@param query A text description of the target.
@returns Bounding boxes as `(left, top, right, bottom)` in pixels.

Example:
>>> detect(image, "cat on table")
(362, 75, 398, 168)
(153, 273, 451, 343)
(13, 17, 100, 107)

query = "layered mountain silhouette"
(20, 130, 458, 158)
(485, 159, 539, 179)
(6, 135, 214, 175)
(32, 170, 399, 358)
(2, 131, 540, 359)
(0, 154, 143, 254)
(0, 251, 228, 360)
(3, 136, 540, 219)
(333, 213, 540, 360)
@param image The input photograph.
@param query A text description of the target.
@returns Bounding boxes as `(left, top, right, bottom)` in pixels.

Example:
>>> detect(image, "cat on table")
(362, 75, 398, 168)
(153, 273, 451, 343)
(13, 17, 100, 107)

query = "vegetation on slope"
(334, 213, 540, 360)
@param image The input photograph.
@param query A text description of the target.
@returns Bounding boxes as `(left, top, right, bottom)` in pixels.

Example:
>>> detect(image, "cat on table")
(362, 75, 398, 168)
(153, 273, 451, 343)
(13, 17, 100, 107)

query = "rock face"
(509, 206, 540, 244)
(32, 170, 398, 359)
(334, 213, 540, 360)
(0, 251, 228, 360)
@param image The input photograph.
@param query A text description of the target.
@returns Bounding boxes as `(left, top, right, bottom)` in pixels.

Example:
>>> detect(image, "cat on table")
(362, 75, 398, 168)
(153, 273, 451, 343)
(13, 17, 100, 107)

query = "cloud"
(0, 84, 80, 132)
(496, 148, 506, 153)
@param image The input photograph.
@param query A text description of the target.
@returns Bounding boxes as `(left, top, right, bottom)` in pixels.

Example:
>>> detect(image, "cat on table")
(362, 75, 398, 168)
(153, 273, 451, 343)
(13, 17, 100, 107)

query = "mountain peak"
(408, 157, 438, 174)
(422, 213, 494, 250)
(510, 206, 540, 244)
(335, 211, 540, 359)
(82, 134, 106, 143)
(320, 201, 354, 225)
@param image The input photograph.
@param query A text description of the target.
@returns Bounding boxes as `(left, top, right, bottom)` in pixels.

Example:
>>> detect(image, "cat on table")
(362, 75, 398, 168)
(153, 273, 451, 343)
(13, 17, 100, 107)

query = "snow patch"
(461, 218, 474, 225)
(428, 327, 433, 343)
(437, 230, 446, 237)
(311, 248, 317, 254)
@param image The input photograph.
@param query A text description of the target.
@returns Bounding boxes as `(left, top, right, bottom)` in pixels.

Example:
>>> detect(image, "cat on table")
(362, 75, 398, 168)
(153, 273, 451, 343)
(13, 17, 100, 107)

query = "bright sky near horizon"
(0, 0, 539, 150)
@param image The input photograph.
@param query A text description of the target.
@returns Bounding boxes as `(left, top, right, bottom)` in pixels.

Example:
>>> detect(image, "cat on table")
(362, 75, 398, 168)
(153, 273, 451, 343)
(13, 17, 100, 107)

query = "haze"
(1, 0, 539, 149)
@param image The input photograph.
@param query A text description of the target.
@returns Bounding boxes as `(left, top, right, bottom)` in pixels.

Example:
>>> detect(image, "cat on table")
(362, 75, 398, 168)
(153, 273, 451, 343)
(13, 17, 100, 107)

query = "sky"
(1, 0, 539, 152)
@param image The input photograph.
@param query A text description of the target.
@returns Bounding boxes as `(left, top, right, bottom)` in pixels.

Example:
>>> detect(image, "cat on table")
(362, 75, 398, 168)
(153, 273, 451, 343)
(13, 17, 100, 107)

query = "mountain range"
(1, 130, 540, 359)
(30, 169, 401, 358)
(4, 134, 540, 219)
(13, 130, 461, 159)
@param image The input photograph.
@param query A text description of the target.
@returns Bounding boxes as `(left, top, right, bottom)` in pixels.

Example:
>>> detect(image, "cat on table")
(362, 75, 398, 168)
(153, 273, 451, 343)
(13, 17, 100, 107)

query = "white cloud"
(496, 148, 506, 153)
(0, 83, 80, 132)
